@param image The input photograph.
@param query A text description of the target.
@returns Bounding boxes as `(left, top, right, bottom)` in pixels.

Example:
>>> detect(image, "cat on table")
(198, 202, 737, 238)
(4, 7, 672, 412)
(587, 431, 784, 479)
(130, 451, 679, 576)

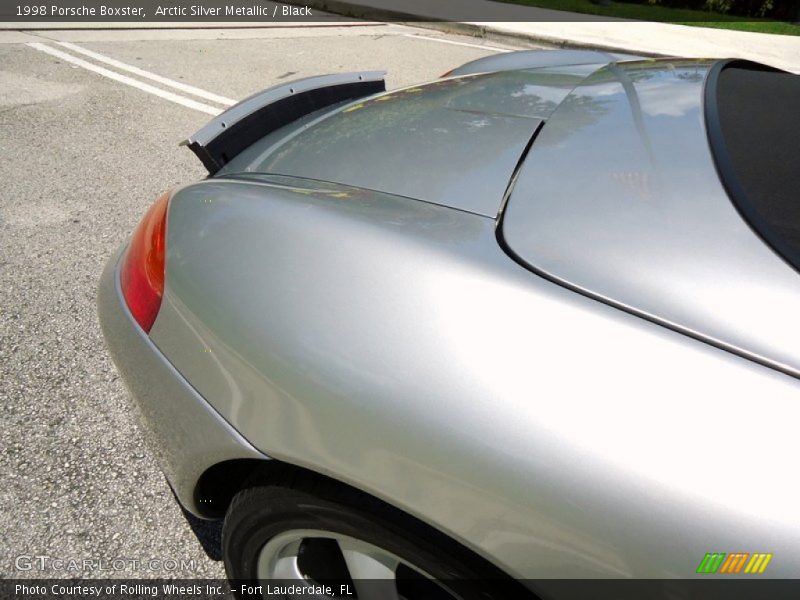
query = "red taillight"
(120, 191, 170, 333)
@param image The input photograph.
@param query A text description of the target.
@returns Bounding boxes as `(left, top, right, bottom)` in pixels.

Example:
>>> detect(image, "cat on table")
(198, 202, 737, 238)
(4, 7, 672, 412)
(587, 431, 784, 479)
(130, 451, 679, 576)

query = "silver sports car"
(98, 50, 800, 598)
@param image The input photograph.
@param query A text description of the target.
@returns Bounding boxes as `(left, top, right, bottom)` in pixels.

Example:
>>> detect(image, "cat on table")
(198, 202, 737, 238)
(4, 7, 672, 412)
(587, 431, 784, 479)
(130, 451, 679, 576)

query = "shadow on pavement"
(180, 506, 223, 561)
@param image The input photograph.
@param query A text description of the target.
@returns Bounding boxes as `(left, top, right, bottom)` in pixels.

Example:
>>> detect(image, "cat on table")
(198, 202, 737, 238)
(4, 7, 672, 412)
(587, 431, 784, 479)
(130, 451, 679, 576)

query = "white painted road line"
(55, 41, 237, 107)
(26, 42, 224, 116)
(402, 33, 509, 53)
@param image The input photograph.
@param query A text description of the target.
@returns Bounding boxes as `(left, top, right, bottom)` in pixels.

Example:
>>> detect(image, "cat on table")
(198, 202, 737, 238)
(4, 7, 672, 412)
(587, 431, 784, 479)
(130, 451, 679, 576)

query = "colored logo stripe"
(744, 553, 773, 574)
(697, 552, 773, 574)
(697, 553, 726, 574)
(719, 553, 749, 574)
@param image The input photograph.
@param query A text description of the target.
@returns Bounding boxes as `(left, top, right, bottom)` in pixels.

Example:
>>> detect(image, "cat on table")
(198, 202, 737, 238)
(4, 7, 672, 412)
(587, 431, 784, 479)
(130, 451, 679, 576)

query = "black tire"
(222, 469, 530, 600)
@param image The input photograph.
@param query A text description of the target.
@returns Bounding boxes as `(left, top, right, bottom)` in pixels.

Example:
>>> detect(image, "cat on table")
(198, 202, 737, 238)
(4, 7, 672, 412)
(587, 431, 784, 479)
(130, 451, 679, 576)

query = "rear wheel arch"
(193, 458, 534, 597)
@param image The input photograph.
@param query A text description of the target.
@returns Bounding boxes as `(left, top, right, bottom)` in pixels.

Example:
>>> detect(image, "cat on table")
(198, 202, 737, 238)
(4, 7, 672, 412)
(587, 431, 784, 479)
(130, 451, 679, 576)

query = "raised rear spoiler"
(182, 71, 386, 174)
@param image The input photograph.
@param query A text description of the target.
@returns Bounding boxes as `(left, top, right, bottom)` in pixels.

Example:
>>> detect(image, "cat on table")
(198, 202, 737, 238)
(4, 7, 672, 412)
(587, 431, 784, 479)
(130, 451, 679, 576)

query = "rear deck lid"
(222, 64, 602, 217)
(501, 59, 800, 377)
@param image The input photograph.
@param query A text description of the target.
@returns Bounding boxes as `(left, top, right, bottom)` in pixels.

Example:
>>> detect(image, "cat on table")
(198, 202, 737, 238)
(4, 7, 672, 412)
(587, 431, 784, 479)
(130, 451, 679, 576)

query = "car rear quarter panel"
(150, 178, 800, 579)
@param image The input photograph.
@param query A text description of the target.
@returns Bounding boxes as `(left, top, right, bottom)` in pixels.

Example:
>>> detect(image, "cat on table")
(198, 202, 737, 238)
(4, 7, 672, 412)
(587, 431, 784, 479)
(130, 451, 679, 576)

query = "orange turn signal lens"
(120, 191, 170, 333)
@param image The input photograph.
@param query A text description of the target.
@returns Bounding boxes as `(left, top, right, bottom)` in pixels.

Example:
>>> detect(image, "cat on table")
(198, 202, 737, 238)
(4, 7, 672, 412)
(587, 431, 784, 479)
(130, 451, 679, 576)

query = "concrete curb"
(299, 0, 665, 55)
(420, 21, 666, 56)
(296, 0, 800, 71)
(302, 0, 436, 23)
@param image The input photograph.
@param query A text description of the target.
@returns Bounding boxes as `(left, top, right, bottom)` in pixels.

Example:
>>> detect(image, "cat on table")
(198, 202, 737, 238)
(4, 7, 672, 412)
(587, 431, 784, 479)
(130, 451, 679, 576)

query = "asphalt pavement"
(0, 23, 541, 582)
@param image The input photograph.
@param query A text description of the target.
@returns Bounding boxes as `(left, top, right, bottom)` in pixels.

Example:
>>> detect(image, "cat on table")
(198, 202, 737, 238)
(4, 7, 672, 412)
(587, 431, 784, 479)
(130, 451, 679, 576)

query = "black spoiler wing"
(182, 71, 386, 174)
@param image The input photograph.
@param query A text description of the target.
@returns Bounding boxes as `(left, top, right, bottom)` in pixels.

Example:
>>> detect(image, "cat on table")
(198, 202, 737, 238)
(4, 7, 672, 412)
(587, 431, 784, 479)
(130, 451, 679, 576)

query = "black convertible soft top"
(705, 60, 800, 273)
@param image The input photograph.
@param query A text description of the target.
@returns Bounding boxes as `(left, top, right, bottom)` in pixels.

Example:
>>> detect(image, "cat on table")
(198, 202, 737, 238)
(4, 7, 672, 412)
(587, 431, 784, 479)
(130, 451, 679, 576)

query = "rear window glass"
(706, 61, 800, 272)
